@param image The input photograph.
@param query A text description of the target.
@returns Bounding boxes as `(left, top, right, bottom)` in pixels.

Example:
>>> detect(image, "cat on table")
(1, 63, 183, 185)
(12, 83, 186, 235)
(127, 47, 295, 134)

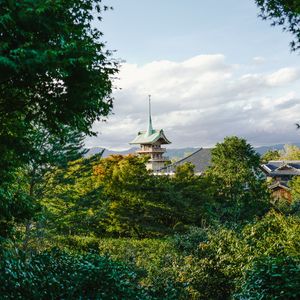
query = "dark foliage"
(256, 0, 300, 51)
(0, 0, 117, 239)
(235, 255, 300, 299)
(0, 249, 148, 300)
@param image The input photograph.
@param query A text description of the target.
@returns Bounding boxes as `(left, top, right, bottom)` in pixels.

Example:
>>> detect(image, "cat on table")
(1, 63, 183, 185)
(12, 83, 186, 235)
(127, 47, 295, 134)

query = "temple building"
(260, 160, 300, 202)
(158, 148, 212, 175)
(130, 97, 171, 171)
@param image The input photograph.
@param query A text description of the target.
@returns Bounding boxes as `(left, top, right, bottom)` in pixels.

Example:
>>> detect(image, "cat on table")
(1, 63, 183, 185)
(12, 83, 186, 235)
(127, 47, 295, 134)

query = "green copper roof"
(130, 129, 171, 145)
(130, 96, 171, 145)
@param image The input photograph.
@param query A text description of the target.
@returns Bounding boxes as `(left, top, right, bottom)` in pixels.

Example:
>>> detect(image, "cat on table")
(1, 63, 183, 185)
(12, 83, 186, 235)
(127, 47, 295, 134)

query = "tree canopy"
(205, 136, 270, 222)
(0, 0, 117, 239)
(0, 0, 117, 170)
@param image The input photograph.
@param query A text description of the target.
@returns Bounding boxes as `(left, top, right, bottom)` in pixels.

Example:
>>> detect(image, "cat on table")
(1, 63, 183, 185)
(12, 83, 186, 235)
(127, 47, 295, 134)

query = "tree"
(94, 155, 183, 237)
(280, 144, 300, 160)
(0, 0, 117, 173)
(43, 154, 211, 238)
(26, 125, 87, 199)
(205, 136, 270, 223)
(0, 0, 117, 239)
(255, 0, 300, 52)
(0, 249, 148, 299)
(260, 149, 281, 163)
(173, 163, 213, 226)
(20, 125, 89, 249)
(261, 145, 300, 163)
(41, 153, 106, 237)
(0, 0, 117, 135)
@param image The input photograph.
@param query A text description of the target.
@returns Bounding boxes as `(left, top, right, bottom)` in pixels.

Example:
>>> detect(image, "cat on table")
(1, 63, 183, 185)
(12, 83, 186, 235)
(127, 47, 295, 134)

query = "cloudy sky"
(85, 0, 300, 150)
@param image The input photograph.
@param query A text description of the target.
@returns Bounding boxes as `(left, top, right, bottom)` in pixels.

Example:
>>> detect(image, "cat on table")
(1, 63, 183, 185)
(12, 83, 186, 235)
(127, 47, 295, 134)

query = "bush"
(173, 211, 300, 299)
(61, 235, 100, 252)
(17, 212, 299, 300)
(98, 238, 188, 300)
(0, 249, 148, 300)
(235, 256, 300, 299)
(177, 227, 249, 300)
(242, 211, 300, 257)
(171, 226, 208, 255)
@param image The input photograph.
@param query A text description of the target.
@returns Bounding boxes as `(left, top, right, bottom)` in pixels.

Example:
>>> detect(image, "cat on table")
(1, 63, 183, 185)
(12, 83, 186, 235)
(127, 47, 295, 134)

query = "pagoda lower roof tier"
(130, 129, 171, 145)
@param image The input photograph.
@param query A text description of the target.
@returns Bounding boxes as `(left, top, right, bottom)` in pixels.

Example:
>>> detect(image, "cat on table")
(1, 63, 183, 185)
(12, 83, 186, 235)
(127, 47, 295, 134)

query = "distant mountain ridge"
(86, 143, 300, 161)
(255, 143, 300, 155)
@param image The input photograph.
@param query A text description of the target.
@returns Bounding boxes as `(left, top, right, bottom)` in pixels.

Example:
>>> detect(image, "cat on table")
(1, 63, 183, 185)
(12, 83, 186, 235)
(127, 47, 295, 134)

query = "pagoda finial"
(146, 95, 154, 136)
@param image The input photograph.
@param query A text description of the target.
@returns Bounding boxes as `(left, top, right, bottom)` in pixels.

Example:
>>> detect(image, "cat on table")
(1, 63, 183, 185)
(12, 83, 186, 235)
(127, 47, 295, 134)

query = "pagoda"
(130, 96, 171, 171)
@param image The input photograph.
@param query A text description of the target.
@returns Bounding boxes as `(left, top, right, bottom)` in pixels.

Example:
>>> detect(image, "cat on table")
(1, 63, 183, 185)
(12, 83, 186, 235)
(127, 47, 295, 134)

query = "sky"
(85, 0, 300, 150)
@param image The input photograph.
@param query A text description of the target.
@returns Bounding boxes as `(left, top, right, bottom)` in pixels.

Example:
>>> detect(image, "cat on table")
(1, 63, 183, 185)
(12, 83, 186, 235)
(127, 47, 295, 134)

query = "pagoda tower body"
(130, 97, 171, 172)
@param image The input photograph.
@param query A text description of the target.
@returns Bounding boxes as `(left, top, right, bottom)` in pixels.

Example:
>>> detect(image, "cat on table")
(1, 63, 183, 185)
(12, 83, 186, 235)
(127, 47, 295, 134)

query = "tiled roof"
(130, 129, 171, 145)
(268, 181, 290, 191)
(159, 148, 212, 174)
(261, 160, 300, 176)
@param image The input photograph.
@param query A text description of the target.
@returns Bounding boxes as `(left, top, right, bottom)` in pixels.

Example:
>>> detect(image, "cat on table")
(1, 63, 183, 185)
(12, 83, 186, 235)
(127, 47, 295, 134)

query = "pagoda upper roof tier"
(130, 129, 171, 145)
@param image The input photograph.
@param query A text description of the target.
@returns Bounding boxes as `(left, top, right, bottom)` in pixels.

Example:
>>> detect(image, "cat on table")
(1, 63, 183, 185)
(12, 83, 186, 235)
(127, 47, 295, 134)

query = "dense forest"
(1, 0, 300, 299)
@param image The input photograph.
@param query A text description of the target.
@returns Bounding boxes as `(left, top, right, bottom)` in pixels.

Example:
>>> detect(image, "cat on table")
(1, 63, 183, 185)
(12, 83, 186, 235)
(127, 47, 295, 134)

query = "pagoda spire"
(146, 95, 154, 136)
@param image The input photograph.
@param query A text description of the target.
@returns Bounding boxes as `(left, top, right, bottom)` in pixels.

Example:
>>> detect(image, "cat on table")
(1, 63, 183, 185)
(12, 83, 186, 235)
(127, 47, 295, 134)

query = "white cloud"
(266, 68, 300, 86)
(86, 54, 300, 149)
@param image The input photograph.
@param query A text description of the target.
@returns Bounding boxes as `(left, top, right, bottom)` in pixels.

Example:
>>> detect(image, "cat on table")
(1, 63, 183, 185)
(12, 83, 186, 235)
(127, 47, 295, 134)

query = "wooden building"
(260, 160, 300, 202)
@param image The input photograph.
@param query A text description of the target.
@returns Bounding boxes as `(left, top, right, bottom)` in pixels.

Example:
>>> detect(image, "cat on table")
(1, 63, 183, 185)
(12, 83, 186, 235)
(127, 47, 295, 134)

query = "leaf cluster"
(255, 0, 300, 51)
(0, 248, 148, 299)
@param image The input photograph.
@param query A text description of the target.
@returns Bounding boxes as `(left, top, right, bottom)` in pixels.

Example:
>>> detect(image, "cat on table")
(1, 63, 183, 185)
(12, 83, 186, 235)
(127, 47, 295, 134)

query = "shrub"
(171, 226, 208, 255)
(235, 256, 300, 299)
(0, 249, 148, 299)
(173, 212, 300, 299)
(61, 235, 100, 252)
(178, 227, 249, 299)
(98, 238, 188, 299)
(242, 211, 300, 257)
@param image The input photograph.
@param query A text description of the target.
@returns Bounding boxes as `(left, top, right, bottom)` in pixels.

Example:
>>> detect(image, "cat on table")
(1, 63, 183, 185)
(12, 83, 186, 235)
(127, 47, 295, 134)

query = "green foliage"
(205, 136, 270, 223)
(235, 256, 300, 299)
(261, 145, 300, 163)
(0, 0, 117, 239)
(280, 144, 300, 160)
(56, 236, 188, 299)
(171, 226, 208, 256)
(0, 169, 37, 239)
(42, 154, 212, 238)
(290, 175, 300, 200)
(0, 0, 117, 135)
(242, 211, 300, 258)
(22, 211, 300, 300)
(255, 0, 300, 52)
(26, 125, 87, 198)
(0, 249, 148, 300)
(172, 211, 300, 299)
(261, 149, 281, 162)
(178, 227, 248, 299)
(42, 154, 106, 236)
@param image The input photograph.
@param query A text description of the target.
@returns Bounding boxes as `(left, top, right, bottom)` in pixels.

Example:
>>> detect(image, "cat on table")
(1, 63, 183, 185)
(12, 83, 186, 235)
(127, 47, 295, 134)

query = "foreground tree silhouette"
(255, 0, 300, 52)
(0, 0, 118, 238)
